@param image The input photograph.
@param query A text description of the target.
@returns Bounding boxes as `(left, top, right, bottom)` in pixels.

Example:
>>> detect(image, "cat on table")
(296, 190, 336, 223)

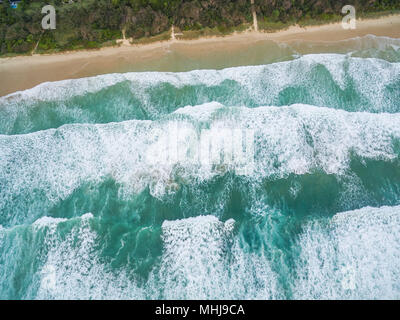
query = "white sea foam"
(1, 54, 399, 116)
(1, 103, 399, 226)
(34, 205, 400, 299)
(335, 34, 400, 52)
(32, 216, 68, 229)
(2, 205, 400, 299)
(293, 205, 400, 299)
(32, 213, 145, 299)
(151, 215, 282, 299)
(18, 213, 281, 299)
(2, 35, 399, 102)
(1, 53, 399, 137)
(173, 101, 225, 121)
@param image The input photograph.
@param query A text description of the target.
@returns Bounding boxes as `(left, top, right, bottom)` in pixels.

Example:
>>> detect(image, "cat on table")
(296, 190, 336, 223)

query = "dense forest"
(0, 0, 399, 56)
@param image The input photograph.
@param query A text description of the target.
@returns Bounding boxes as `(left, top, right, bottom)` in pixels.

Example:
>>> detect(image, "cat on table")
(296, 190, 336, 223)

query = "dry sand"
(1, 14, 400, 97)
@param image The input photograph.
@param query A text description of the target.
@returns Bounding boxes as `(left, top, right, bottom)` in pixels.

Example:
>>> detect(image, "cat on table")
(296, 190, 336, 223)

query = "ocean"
(1, 35, 400, 299)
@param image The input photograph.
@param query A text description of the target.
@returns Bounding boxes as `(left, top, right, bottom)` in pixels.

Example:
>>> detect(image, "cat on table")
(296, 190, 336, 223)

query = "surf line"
(155, 305, 190, 318)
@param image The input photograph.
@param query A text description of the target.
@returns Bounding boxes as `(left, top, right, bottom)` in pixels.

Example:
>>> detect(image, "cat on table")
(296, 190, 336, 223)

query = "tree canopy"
(1, 0, 399, 55)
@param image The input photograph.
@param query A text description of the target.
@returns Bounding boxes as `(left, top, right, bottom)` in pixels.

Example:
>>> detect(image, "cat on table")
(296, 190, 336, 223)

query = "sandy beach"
(1, 14, 400, 97)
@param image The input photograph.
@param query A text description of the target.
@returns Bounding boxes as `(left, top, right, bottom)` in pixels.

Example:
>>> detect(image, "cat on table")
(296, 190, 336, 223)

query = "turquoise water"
(1, 36, 400, 299)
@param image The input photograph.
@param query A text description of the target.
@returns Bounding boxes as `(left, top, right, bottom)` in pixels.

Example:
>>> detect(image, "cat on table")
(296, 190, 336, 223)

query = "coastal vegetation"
(1, 0, 399, 56)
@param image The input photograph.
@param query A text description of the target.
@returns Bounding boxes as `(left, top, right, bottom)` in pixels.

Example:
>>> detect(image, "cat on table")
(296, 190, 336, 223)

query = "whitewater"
(1, 36, 400, 299)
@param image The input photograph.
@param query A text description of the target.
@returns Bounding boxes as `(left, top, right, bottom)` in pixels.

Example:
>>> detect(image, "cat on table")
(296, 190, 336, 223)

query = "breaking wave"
(1, 53, 400, 134)
(1, 38, 400, 299)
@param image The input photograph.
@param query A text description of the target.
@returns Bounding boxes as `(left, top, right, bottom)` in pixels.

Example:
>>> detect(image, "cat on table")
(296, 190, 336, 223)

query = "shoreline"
(1, 14, 400, 97)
